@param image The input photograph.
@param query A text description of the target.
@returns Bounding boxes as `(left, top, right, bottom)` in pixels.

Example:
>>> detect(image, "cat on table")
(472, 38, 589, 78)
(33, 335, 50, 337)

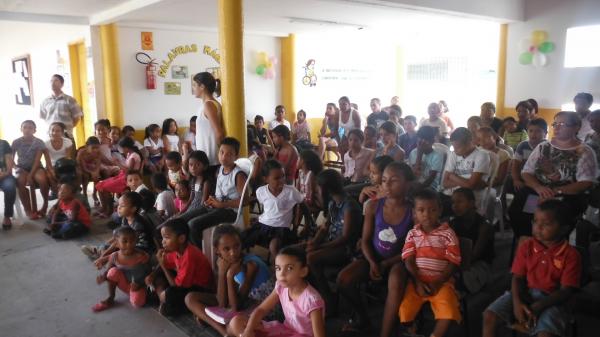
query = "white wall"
(117, 24, 281, 130)
(0, 20, 89, 141)
(505, 0, 600, 108)
(383, 0, 524, 22)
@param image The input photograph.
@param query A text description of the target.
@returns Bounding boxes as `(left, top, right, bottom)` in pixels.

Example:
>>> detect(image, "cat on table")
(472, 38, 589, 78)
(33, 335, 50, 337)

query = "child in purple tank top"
(336, 162, 415, 336)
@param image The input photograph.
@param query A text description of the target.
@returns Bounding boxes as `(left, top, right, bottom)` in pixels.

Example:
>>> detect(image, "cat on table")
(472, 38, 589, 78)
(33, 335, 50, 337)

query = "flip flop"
(29, 212, 41, 220)
(92, 301, 113, 312)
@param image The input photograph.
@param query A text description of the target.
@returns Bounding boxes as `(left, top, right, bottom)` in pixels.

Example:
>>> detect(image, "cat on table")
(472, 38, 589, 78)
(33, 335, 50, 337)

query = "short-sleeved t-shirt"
(45, 137, 73, 166)
(408, 148, 444, 191)
(267, 281, 325, 336)
(164, 243, 213, 288)
(367, 111, 389, 128)
(401, 223, 461, 283)
(0, 140, 12, 171)
(511, 238, 581, 293)
(121, 215, 154, 252)
(327, 197, 362, 243)
(343, 148, 374, 182)
(155, 190, 176, 218)
(292, 121, 310, 142)
(39, 93, 83, 133)
(443, 147, 491, 201)
(11, 137, 46, 171)
(419, 118, 448, 138)
(522, 141, 597, 186)
(257, 185, 304, 228)
(269, 119, 291, 130)
(257, 128, 269, 145)
(143, 138, 164, 158)
(503, 130, 528, 150)
(59, 198, 91, 227)
(514, 140, 536, 162)
(399, 133, 418, 157)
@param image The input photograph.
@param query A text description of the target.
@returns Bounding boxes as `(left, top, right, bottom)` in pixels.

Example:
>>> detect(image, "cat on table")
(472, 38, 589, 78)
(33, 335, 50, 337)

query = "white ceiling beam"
(0, 10, 88, 25)
(89, 0, 165, 25)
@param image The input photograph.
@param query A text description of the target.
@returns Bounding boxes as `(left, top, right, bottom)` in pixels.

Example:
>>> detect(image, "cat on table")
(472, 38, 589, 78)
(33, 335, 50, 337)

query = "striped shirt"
(402, 223, 461, 282)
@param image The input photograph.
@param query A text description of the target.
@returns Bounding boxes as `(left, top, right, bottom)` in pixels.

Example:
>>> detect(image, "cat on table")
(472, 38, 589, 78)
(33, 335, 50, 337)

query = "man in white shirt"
(442, 127, 491, 214)
(39, 74, 83, 142)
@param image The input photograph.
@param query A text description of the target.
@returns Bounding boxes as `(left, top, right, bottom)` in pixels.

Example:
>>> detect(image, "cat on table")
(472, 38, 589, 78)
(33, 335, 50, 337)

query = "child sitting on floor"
(186, 224, 273, 335)
(93, 227, 151, 312)
(152, 173, 176, 220)
(144, 123, 164, 173)
(145, 218, 213, 317)
(483, 200, 582, 337)
(242, 159, 303, 260)
(228, 246, 326, 337)
(44, 182, 91, 239)
(187, 138, 247, 246)
(165, 151, 186, 191)
(13, 120, 50, 219)
(400, 188, 462, 337)
(450, 188, 494, 294)
(126, 170, 148, 193)
(174, 180, 191, 214)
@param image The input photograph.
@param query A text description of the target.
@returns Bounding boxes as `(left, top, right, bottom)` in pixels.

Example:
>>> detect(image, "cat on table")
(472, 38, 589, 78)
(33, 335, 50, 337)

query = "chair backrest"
(232, 157, 254, 229)
(458, 236, 473, 270)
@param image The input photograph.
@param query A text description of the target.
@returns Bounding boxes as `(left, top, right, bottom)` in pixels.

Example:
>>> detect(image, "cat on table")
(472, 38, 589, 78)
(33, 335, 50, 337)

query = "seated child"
(483, 200, 582, 337)
(127, 170, 148, 193)
(377, 121, 405, 162)
(419, 102, 449, 140)
(176, 151, 212, 221)
(162, 118, 181, 153)
(254, 115, 270, 146)
(93, 227, 151, 312)
(242, 159, 303, 260)
(296, 149, 323, 237)
(228, 246, 326, 337)
(306, 169, 362, 309)
(343, 129, 375, 184)
(44, 182, 91, 239)
(363, 125, 379, 151)
(108, 126, 124, 166)
(337, 162, 414, 336)
(77, 137, 103, 205)
(174, 180, 191, 214)
(165, 151, 187, 191)
(187, 138, 247, 246)
(467, 116, 483, 144)
(152, 173, 176, 220)
(442, 127, 490, 215)
(183, 116, 197, 152)
(409, 125, 444, 191)
(399, 115, 418, 156)
(292, 109, 312, 150)
(144, 123, 165, 173)
(400, 188, 462, 337)
(477, 127, 511, 188)
(12, 120, 49, 219)
(138, 189, 162, 235)
(511, 119, 548, 191)
(186, 225, 273, 335)
(358, 155, 394, 205)
(269, 105, 292, 130)
(146, 218, 213, 317)
(388, 104, 406, 136)
(502, 117, 528, 151)
(271, 125, 299, 185)
(450, 188, 494, 293)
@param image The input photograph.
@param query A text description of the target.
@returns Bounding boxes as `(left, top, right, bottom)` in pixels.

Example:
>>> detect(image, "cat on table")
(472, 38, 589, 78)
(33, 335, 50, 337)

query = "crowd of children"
(2, 92, 599, 337)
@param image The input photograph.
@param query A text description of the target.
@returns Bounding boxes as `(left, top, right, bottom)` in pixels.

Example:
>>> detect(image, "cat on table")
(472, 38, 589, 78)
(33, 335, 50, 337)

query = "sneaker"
(81, 245, 100, 259)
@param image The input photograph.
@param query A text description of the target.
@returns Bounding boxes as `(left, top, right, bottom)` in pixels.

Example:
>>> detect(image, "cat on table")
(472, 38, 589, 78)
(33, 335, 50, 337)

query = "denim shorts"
(486, 289, 570, 336)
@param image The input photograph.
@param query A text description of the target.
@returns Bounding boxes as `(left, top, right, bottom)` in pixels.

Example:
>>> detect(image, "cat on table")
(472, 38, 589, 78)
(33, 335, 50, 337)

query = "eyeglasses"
(551, 122, 576, 128)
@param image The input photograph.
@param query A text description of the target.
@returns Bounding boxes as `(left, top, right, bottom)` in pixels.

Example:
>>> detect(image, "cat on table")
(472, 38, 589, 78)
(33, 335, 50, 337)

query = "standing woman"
(0, 138, 16, 229)
(193, 72, 225, 166)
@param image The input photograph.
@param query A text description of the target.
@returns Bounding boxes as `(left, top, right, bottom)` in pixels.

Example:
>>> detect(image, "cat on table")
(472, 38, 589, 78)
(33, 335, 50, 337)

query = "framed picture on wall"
(171, 65, 188, 79)
(12, 54, 33, 105)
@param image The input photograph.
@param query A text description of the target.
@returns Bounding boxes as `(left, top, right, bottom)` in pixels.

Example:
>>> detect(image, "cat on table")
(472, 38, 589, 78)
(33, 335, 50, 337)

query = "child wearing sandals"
(93, 227, 151, 312)
(185, 224, 273, 336)
(228, 246, 326, 337)
(13, 120, 50, 219)
(44, 182, 90, 239)
(145, 218, 213, 317)
(337, 162, 414, 337)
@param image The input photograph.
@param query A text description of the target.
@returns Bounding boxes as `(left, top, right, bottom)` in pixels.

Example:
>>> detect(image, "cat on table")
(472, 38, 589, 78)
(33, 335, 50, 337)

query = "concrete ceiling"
(0, 0, 519, 34)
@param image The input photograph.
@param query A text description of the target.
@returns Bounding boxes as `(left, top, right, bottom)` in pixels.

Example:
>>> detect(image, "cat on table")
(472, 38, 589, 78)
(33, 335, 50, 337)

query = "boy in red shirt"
(400, 188, 462, 337)
(145, 218, 213, 316)
(483, 199, 581, 337)
(44, 182, 90, 239)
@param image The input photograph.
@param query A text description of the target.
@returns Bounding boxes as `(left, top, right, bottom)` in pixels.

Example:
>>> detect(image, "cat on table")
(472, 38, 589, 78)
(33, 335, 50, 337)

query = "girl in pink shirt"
(228, 246, 326, 337)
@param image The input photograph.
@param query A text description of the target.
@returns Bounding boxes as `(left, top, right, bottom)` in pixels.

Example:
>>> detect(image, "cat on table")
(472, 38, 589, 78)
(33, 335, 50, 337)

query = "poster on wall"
(141, 32, 154, 50)
(171, 65, 188, 79)
(164, 82, 181, 95)
(12, 54, 33, 105)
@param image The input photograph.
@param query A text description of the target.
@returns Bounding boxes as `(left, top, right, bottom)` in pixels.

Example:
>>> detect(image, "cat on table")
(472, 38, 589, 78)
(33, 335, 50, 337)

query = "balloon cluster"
(255, 52, 277, 79)
(518, 30, 555, 67)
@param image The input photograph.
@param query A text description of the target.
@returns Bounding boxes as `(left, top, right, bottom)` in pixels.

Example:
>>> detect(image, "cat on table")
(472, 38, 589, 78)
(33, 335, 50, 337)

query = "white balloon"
(519, 38, 532, 52)
(532, 53, 547, 67)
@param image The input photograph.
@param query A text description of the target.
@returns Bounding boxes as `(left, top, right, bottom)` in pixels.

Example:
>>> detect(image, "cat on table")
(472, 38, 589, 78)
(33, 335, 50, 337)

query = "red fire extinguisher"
(146, 63, 156, 90)
(136, 52, 157, 90)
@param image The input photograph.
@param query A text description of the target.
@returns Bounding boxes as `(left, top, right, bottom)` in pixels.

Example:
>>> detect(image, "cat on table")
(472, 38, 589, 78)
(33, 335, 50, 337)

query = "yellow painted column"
(281, 34, 296, 123)
(395, 46, 406, 104)
(68, 41, 89, 146)
(496, 24, 508, 117)
(218, 0, 247, 157)
(99, 24, 124, 127)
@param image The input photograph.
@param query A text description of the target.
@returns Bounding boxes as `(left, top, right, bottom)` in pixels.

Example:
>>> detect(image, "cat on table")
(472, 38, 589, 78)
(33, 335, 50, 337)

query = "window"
(564, 25, 600, 68)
